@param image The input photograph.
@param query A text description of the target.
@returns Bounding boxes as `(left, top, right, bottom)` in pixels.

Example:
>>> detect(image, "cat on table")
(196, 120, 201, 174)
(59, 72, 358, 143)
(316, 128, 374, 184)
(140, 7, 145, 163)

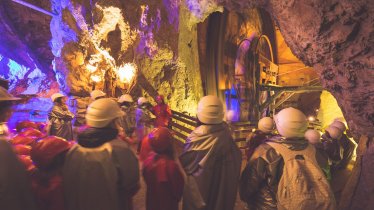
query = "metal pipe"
(11, 0, 56, 17)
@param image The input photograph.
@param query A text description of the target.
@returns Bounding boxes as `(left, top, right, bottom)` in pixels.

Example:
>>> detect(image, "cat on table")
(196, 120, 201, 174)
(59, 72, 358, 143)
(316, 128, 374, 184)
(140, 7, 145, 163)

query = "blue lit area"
(225, 87, 240, 122)
(0, 53, 53, 130)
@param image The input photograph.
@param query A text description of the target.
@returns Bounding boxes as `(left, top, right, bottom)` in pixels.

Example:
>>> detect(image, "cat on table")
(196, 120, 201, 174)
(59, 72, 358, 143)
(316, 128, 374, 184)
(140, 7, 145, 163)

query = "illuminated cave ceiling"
(0, 0, 373, 136)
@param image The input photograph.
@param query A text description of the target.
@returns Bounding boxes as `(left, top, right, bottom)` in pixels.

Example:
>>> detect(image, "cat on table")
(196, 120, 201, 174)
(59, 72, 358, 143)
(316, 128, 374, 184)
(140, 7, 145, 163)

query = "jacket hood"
(77, 127, 118, 148)
(270, 135, 309, 150)
(189, 123, 228, 138)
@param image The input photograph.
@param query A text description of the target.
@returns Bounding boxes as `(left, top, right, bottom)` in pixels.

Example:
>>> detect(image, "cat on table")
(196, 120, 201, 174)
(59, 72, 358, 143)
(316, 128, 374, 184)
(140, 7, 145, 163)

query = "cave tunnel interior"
(0, 0, 373, 209)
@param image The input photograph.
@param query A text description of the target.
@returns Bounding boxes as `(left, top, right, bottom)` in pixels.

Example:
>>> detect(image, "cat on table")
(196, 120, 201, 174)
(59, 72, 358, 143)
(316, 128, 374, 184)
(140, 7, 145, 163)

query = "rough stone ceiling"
(0, 0, 52, 72)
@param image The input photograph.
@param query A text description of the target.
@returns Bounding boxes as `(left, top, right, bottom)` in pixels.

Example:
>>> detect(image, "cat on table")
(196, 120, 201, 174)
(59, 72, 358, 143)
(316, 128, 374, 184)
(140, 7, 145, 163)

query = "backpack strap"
(267, 142, 319, 166)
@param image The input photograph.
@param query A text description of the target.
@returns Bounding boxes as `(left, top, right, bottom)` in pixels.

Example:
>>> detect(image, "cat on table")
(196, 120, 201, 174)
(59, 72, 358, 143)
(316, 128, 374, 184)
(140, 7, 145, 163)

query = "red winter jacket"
(152, 104, 172, 127)
(31, 170, 65, 210)
(143, 154, 184, 210)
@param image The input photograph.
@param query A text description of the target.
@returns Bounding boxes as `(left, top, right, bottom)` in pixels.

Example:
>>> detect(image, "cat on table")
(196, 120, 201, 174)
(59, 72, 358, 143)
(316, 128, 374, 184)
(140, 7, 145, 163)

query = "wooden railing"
(170, 110, 256, 149)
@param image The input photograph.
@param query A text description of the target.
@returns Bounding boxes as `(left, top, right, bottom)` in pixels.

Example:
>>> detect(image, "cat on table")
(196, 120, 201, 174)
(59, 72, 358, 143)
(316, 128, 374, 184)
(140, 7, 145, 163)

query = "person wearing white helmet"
(323, 121, 356, 171)
(240, 107, 336, 209)
(179, 95, 242, 210)
(135, 97, 155, 152)
(0, 86, 37, 210)
(63, 98, 139, 210)
(118, 94, 136, 137)
(245, 117, 275, 160)
(305, 129, 331, 181)
(330, 120, 356, 169)
(90, 90, 106, 101)
(48, 93, 74, 140)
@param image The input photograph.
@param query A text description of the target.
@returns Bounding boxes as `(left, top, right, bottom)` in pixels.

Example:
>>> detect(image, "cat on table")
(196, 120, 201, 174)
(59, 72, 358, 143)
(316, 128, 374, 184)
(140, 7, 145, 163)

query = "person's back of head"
(118, 94, 133, 107)
(274, 107, 308, 139)
(325, 126, 343, 140)
(90, 90, 106, 101)
(86, 98, 124, 129)
(31, 136, 72, 171)
(148, 127, 174, 157)
(258, 117, 274, 134)
(305, 129, 321, 145)
(197, 95, 224, 125)
(329, 120, 347, 133)
(138, 97, 149, 108)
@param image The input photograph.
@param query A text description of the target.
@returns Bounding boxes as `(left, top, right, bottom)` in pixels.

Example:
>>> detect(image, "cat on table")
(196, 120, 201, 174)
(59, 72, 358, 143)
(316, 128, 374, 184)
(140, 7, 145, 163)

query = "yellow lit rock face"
(318, 91, 345, 129)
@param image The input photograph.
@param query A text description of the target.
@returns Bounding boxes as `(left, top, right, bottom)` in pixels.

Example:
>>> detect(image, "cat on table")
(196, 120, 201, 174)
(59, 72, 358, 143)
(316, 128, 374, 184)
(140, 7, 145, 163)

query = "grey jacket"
(63, 137, 139, 210)
(179, 123, 242, 210)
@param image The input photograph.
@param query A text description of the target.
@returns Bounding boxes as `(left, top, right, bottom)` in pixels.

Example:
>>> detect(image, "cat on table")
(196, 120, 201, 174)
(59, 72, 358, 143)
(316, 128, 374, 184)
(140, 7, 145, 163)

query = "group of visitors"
(0, 85, 355, 210)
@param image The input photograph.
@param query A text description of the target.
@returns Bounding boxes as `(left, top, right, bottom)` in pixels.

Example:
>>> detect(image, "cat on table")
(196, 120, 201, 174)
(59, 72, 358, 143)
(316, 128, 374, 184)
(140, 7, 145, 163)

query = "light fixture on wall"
(117, 63, 137, 84)
(86, 64, 98, 73)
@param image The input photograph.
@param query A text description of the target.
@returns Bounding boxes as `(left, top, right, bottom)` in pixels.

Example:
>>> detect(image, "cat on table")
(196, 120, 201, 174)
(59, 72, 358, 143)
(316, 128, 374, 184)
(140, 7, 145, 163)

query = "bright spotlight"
(117, 63, 137, 83)
(90, 75, 102, 83)
(86, 64, 97, 73)
(308, 116, 315, 122)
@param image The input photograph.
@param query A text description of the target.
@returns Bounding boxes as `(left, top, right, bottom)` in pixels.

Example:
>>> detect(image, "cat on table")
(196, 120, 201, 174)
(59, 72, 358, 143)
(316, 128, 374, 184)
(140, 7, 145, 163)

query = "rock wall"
(48, 0, 204, 120)
(185, 0, 374, 137)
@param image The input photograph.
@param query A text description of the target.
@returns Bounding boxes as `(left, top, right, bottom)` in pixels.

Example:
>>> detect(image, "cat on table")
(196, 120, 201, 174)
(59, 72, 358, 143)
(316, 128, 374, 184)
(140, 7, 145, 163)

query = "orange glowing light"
(117, 63, 136, 83)
(90, 75, 102, 83)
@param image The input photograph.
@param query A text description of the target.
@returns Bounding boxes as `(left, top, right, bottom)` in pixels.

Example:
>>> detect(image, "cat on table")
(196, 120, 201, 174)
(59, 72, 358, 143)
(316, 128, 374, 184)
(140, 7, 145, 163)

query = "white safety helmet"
(138, 97, 149, 106)
(226, 110, 235, 122)
(325, 126, 343, 140)
(51, 93, 65, 102)
(90, 90, 106, 101)
(330, 120, 347, 132)
(0, 87, 20, 101)
(274, 107, 308, 138)
(305, 129, 321, 144)
(86, 98, 124, 128)
(258, 117, 274, 134)
(197, 95, 224, 124)
(118, 94, 134, 103)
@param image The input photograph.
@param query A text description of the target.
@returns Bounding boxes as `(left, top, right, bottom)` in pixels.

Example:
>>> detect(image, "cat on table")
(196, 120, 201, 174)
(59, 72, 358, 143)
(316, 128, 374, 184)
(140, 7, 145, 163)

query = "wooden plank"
(170, 121, 193, 134)
(172, 110, 197, 121)
(172, 115, 197, 127)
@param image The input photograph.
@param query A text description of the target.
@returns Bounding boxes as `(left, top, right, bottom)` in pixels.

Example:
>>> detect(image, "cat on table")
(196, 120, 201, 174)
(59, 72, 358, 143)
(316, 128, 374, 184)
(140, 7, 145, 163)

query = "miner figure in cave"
(48, 93, 74, 141)
(179, 95, 242, 210)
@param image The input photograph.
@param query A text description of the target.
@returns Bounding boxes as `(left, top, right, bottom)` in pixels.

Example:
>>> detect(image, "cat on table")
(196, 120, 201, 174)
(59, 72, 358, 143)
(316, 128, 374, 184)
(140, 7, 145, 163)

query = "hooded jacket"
(63, 127, 139, 210)
(179, 123, 242, 210)
(143, 153, 184, 210)
(48, 105, 74, 140)
(240, 136, 329, 210)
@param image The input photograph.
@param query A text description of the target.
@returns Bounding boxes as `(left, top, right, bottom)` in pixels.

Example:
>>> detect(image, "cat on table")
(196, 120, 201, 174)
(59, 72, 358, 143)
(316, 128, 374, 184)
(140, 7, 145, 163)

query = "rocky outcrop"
(182, 0, 374, 137)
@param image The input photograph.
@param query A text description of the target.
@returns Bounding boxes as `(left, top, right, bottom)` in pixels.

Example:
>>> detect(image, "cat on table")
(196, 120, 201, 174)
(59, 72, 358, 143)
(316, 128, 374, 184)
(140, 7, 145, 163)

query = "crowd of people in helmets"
(0, 83, 355, 210)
